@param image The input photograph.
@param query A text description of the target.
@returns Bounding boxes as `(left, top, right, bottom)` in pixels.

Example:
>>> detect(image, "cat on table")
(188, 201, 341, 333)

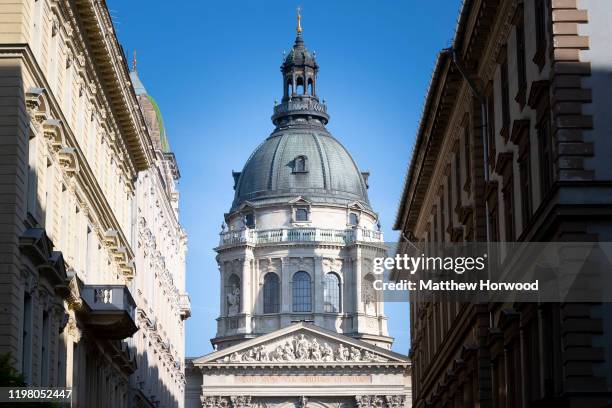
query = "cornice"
(54, 0, 154, 171)
(14, 51, 137, 279)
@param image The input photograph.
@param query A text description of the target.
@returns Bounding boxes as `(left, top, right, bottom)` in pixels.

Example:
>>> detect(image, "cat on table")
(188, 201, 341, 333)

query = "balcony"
(218, 227, 384, 248)
(81, 284, 138, 339)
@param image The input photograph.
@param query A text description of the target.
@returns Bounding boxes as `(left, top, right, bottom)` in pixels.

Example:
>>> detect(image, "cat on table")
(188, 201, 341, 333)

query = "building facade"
(394, 0, 612, 407)
(0, 1, 189, 407)
(186, 15, 411, 408)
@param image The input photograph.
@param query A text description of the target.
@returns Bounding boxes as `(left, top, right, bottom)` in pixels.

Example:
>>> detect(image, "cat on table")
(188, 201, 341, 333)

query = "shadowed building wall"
(393, 0, 612, 407)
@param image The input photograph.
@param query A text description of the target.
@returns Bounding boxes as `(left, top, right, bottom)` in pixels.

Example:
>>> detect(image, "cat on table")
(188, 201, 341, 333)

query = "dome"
(130, 70, 171, 153)
(231, 129, 371, 212)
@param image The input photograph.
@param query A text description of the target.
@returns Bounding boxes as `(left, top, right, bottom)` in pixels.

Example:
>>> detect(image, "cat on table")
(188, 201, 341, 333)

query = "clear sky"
(106, 0, 462, 356)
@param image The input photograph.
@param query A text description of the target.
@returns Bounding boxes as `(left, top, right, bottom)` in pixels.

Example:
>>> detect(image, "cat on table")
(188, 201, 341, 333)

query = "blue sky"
(106, 0, 462, 356)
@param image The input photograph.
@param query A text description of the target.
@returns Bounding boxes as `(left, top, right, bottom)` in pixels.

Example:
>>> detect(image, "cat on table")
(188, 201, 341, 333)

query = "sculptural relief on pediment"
(216, 332, 388, 364)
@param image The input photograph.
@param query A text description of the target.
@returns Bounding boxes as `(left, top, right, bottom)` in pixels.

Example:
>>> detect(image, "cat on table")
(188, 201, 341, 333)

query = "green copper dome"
(231, 129, 370, 211)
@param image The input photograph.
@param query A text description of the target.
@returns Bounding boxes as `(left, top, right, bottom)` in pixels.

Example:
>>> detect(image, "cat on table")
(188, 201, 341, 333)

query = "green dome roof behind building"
(130, 70, 171, 153)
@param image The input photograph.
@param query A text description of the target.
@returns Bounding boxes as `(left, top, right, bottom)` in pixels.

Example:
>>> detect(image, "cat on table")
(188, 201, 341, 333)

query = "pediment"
(194, 323, 408, 365)
(288, 196, 312, 205)
(347, 201, 367, 211)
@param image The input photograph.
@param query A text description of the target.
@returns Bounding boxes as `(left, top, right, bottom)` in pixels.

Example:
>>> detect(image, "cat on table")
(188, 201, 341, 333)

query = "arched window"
(324, 273, 341, 313)
(292, 271, 312, 312)
(307, 78, 314, 95)
(287, 80, 293, 96)
(263, 273, 280, 313)
(349, 212, 359, 226)
(244, 212, 255, 228)
(296, 76, 305, 94)
(293, 155, 307, 173)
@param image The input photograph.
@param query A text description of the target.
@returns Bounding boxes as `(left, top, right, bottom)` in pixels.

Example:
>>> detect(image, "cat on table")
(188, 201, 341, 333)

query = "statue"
(350, 347, 361, 361)
(227, 284, 240, 315)
(296, 334, 310, 360)
(310, 338, 322, 361)
(321, 342, 334, 362)
(282, 340, 294, 360)
(337, 344, 349, 361)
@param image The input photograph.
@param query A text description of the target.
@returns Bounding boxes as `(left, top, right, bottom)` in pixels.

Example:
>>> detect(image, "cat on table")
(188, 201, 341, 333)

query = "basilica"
(185, 13, 411, 408)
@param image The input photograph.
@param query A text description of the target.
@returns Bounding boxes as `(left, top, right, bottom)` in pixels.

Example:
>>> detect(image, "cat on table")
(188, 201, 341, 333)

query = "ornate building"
(130, 61, 191, 408)
(0, 1, 189, 407)
(393, 0, 612, 407)
(185, 12, 411, 408)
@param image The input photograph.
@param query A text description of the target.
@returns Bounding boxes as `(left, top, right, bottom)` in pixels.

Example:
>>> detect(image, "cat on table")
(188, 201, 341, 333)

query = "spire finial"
(296, 6, 302, 35)
(132, 50, 137, 72)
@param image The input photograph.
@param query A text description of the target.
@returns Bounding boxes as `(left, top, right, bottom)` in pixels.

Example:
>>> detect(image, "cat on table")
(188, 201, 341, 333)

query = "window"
(244, 213, 255, 228)
(516, 12, 527, 100)
(534, 0, 547, 70)
(519, 153, 532, 227)
(27, 132, 38, 221)
(487, 86, 496, 161)
(349, 212, 359, 226)
(295, 208, 308, 222)
(504, 181, 515, 241)
(440, 188, 446, 241)
(489, 205, 499, 242)
(501, 52, 510, 136)
(292, 271, 311, 312)
(464, 129, 471, 190)
(22, 292, 32, 385)
(263, 273, 280, 313)
(538, 115, 553, 197)
(41, 311, 50, 386)
(324, 273, 341, 313)
(454, 151, 461, 208)
(293, 155, 308, 173)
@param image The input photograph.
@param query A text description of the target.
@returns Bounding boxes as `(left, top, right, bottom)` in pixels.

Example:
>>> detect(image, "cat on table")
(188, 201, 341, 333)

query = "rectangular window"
(440, 193, 446, 242)
(22, 293, 32, 385)
(487, 86, 496, 161)
(516, 15, 527, 96)
(433, 213, 438, 243)
(504, 181, 515, 241)
(464, 129, 471, 191)
(454, 151, 461, 208)
(534, 0, 548, 69)
(519, 153, 532, 227)
(26, 133, 38, 222)
(489, 206, 499, 242)
(538, 115, 553, 197)
(501, 54, 510, 135)
(41, 311, 50, 386)
(447, 174, 453, 231)
(44, 160, 54, 234)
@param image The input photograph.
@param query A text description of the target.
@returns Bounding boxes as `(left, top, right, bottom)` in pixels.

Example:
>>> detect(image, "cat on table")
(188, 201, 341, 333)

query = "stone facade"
(394, 0, 612, 407)
(0, 1, 189, 407)
(186, 14, 410, 408)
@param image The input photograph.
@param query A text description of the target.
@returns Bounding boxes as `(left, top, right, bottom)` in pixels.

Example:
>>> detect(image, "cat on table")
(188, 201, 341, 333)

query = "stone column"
(314, 256, 323, 326)
(354, 248, 363, 314)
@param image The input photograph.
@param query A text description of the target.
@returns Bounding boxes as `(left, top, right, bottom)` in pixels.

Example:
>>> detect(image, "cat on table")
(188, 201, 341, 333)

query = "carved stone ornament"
(230, 395, 253, 408)
(201, 396, 230, 408)
(216, 333, 387, 364)
(355, 395, 385, 408)
(227, 284, 240, 316)
(384, 395, 406, 408)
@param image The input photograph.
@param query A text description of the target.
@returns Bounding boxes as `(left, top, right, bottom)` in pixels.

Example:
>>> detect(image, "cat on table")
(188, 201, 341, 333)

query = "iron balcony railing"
(218, 227, 383, 247)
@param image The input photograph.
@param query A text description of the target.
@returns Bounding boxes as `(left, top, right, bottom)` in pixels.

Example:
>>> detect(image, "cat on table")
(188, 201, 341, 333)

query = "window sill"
(533, 49, 546, 73)
(515, 85, 527, 111)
